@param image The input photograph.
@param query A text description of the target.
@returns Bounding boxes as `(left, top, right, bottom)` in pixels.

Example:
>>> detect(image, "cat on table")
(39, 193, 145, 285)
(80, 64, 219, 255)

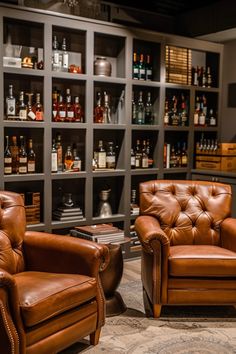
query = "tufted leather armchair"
(135, 180, 236, 318)
(0, 191, 110, 354)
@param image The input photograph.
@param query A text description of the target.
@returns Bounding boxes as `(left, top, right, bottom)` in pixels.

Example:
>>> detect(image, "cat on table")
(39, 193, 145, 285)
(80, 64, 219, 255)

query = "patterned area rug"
(61, 280, 236, 353)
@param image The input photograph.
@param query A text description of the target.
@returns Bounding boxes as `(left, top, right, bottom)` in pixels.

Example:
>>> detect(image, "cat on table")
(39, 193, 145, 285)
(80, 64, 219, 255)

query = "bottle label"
(51, 153, 58, 172)
(7, 99, 16, 116)
(59, 111, 66, 118)
(131, 156, 135, 167)
(67, 111, 74, 118)
(4, 166, 12, 174)
(62, 53, 69, 69)
(97, 152, 106, 168)
(106, 156, 116, 168)
(142, 157, 148, 168)
(19, 109, 27, 120)
(19, 166, 27, 173)
(27, 161, 35, 173)
(35, 111, 43, 121)
(28, 110, 36, 120)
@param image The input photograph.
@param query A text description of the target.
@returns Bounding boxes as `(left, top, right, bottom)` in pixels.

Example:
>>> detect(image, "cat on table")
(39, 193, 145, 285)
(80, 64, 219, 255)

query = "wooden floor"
(121, 257, 141, 284)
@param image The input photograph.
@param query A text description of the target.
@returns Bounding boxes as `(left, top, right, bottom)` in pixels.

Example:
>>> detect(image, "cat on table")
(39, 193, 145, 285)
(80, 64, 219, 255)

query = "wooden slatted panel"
(165, 45, 192, 85)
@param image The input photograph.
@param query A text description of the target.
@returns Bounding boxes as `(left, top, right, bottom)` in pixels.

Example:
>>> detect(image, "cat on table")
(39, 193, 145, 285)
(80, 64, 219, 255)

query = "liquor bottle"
(18, 91, 27, 121)
(65, 89, 74, 122)
(52, 35, 60, 71)
(164, 98, 170, 126)
(95, 140, 106, 169)
(74, 96, 83, 122)
(64, 146, 74, 171)
(58, 94, 66, 122)
(132, 52, 139, 80)
(202, 67, 206, 87)
(145, 92, 153, 124)
(27, 138, 36, 173)
(181, 142, 188, 167)
(137, 91, 145, 124)
(18, 136, 27, 174)
(141, 140, 149, 168)
(29, 47, 37, 69)
(171, 95, 179, 126)
(145, 54, 153, 81)
(10, 135, 19, 174)
(209, 109, 216, 126)
(132, 91, 137, 124)
(51, 139, 58, 173)
(103, 92, 112, 123)
(61, 37, 69, 72)
(34, 93, 44, 121)
(106, 141, 116, 169)
(194, 96, 200, 126)
(6, 84, 16, 119)
(4, 135, 12, 175)
(146, 139, 153, 168)
(94, 92, 104, 123)
(52, 88, 59, 121)
(169, 145, 177, 168)
(138, 53, 145, 81)
(192, 66, 198, 86)
(180, 93, 188, 126)
(131, 148, 136, 169)
(134, 139, 142, 168)
(56, 132, 63, 172)
(175, 142, 181, 167)
(206, 66, 212, 88)
(72, 143, 81, 171)
(26, 93, 36, 120)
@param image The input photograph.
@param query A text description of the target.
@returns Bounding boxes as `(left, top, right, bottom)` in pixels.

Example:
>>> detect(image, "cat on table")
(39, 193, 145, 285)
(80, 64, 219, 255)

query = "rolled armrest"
(24, 231, 110, 277)
(135, 215, 170, 254)
(221, 218, 236, 252)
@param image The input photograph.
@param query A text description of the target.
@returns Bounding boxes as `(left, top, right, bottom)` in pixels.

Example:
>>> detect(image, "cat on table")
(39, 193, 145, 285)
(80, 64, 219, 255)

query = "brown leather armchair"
(0, 191, 110, 354)
(135, 180, 236, 318)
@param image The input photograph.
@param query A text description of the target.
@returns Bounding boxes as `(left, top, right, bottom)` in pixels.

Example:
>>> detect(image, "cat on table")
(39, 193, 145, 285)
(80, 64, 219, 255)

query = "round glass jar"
(94, 56, 112, 77)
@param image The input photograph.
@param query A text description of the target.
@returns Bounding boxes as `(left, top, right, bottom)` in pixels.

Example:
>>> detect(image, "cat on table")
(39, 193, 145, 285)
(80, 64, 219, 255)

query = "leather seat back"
(0, 191, 26, 274)
(139, 180, 232, 246)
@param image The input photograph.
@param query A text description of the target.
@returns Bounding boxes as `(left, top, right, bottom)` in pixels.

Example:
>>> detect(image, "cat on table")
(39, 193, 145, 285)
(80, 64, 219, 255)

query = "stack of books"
(70, 223, 125, 244)
(52, 206, 83, 221)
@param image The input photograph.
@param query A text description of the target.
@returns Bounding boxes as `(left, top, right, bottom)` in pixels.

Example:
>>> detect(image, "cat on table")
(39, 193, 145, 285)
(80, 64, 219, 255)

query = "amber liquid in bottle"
(4, 135, 12, 175)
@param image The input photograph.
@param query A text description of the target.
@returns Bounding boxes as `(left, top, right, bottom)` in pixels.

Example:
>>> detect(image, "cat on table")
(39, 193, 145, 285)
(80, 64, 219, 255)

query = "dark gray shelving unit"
(0, 4, 223, 258)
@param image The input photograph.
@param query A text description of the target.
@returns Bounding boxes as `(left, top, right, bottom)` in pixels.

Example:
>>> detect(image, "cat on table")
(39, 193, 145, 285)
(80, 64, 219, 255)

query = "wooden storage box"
(196, 155, 236, 171)
(20, 192, 40, 225)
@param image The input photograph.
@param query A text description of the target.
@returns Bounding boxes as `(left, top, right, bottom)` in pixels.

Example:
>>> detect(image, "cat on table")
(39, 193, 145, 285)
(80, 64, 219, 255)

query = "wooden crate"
(196, 155, 236, 171)
(20, 192, 40, 225)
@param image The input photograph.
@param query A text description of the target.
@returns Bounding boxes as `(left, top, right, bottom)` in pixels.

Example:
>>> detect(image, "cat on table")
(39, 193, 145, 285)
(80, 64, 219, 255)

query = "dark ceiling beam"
(176, 0, 236, 37)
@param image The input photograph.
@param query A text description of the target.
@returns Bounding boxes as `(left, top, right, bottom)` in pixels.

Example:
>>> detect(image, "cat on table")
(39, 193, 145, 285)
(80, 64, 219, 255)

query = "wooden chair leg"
(153, 304, 162, 318)
(90, 328, 101, 346)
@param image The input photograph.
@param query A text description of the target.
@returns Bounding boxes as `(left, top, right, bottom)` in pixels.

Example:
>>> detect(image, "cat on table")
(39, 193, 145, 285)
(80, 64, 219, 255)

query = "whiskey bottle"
(169, 145, 177, 168)
(181, 142, 188, 167)
(58, 94, 66, 122)
(51, 139, 58, 173)
(18, 91, 27, 121)
(10, 136, 19, 174)
(27, 138, 36, 173)
(6, 84, 16, 119)
(146, 139, 153, 168)
(56, 132, 63, 172)
(206, 66, 212, 88)
(164, 98, 170, 126)
(18, 136, 27, 174)
(61, 37, 69, 72)
(106, 141, 116, 169)
(26, 93, 36, 121)
(131, 148, 136, 169)
(72, 143, 81, 171)
(180, 93, 188, 126)
(145, 54, 153, 81)
(103, 92, 112, 124)
(4, 135, 12, 175)
(141, 140, 149, 168)
(34, 93, 44, 121)
(64, 146, 74, 171)
(209, 109, 216, 126)
(194, 96, 200, 126)
(94, 92, 104, 123)
(95, 140, 106, 169)
(74, 96, 83, 122)
(132, 52, 139, 80)
(137, 91, 145, 124)
(65, 89, 74, 122)
(138, 54, 145, 80)
(171, 95, 179, 126)
(134, 139, 142, 168)
(144, 92, 153, 124)
(132, 92, 137, 124)
(52, 35, 60, 71)
(52, 88, 59, 121)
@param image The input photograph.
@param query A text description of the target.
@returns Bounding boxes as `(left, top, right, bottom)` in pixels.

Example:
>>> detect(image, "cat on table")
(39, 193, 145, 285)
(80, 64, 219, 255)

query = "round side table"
(100, 243, 127, 317)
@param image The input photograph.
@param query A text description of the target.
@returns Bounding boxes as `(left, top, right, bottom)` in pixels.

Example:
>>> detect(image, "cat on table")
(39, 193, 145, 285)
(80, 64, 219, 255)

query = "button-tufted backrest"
(139, 180, 232, 246)
(0, 191, 26, 274)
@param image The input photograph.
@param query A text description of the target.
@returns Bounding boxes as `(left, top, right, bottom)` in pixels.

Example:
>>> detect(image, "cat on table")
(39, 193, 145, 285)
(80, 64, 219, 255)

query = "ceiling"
(2, 0, 236, 41)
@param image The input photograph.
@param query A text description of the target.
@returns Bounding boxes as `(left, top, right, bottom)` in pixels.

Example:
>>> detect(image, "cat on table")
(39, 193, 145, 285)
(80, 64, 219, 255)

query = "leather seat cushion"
(14, 271, 97, 327)
(169, 245, 236, 277)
